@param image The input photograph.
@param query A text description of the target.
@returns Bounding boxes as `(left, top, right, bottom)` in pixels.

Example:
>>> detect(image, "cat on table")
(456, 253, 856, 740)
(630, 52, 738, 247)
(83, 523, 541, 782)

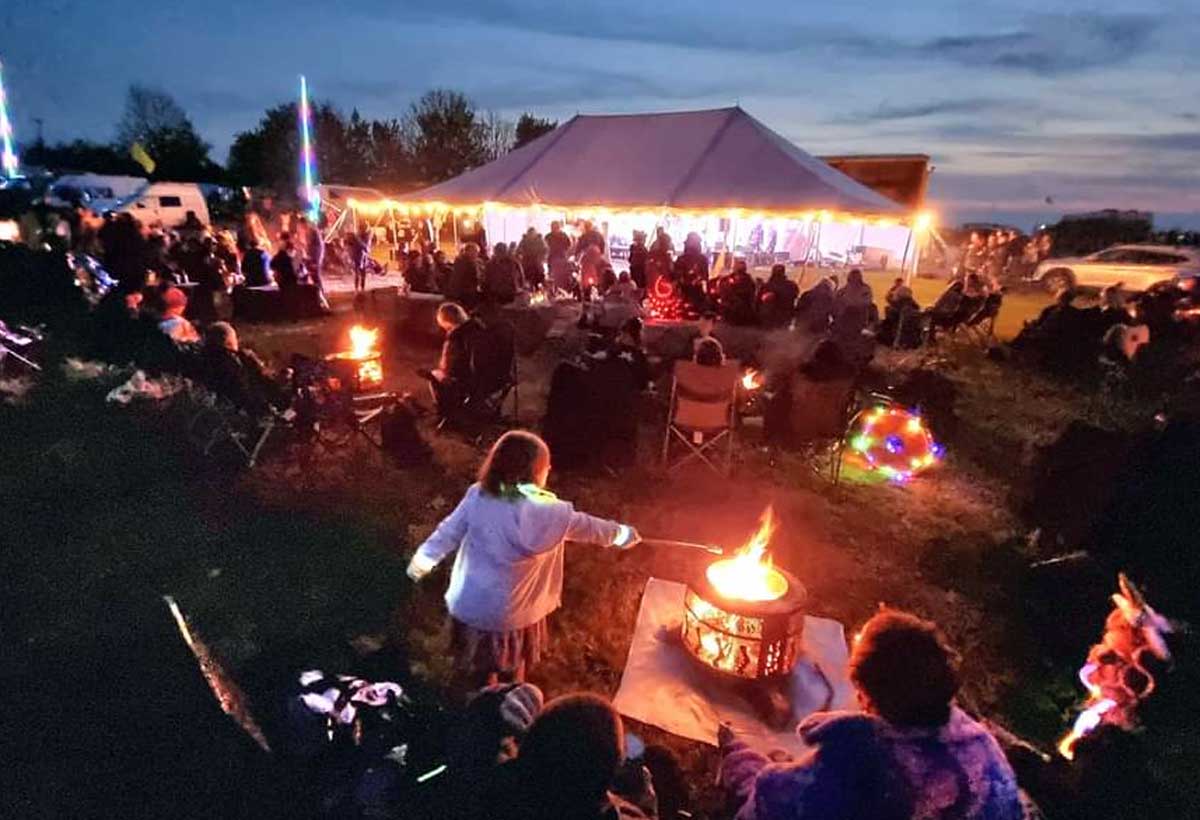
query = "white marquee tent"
(356, 107, 923, 272)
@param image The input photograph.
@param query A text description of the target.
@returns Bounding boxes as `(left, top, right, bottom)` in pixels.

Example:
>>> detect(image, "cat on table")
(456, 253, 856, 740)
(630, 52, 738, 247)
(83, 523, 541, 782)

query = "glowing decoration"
(705, 507, 786, 603)
(298, 75, 320, 221)
(844, 403, 942, 482)
(343, 196, 903, 226)
(1057, 574, 1174, 761)
(0, 59, 19, 178)
(645, 275, 685, 320)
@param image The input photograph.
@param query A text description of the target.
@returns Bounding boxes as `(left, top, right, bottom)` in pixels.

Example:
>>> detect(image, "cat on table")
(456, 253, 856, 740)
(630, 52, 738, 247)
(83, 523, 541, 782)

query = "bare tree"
(115, 85, 190, 146)
(477, 111, 516, 162)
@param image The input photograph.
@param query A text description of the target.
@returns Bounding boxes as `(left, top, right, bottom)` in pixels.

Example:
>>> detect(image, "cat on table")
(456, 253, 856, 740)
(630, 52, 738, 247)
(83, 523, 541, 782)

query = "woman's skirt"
(449, 617, 549, 682)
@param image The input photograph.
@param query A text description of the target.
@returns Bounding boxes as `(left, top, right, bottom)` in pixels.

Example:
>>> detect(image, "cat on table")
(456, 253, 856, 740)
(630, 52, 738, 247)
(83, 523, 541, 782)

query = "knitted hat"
(499, 683, 544, 734)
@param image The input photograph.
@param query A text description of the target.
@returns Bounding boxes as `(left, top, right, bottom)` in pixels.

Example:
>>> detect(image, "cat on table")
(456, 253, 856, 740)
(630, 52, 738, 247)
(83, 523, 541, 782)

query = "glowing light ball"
(845, 404, 942, 482)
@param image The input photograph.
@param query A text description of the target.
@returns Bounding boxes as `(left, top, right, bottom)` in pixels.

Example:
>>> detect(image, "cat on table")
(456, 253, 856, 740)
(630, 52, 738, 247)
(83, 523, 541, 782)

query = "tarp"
(404, 107, 905, 217)
(612, 578, 855, 755)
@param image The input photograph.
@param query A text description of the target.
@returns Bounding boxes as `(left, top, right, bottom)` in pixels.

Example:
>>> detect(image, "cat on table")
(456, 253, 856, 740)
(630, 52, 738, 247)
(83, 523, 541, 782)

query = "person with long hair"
(407, 431, 641, 686)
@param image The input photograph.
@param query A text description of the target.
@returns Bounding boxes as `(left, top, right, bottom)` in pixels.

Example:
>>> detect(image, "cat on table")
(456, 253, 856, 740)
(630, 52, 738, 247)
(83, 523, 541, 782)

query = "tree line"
(24, 85, 557, 192)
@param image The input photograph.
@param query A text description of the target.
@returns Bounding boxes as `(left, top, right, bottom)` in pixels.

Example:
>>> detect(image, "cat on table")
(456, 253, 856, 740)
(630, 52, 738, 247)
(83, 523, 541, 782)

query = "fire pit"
(326, 325, 384, 392)
(680, 508, 807, 680)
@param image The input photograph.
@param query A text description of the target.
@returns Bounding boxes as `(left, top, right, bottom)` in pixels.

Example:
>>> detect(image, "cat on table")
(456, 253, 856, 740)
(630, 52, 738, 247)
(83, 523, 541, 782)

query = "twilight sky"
(6, 0, 1199, 228)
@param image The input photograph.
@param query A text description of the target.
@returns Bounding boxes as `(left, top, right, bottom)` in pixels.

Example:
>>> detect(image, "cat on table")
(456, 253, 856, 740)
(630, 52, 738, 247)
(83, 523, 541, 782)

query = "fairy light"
(0, 59, 19, 178)
(844, 405, 943, 483)
(298, 75, 320, 221)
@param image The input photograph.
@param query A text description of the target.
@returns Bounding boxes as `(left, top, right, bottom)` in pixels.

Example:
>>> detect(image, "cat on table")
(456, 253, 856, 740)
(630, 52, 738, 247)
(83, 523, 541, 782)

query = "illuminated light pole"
(298, 74, 320, 221)
(0, 59, 19, 178)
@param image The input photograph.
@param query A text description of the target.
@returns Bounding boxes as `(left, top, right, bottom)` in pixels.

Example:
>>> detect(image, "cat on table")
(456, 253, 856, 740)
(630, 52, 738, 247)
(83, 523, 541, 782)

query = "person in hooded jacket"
(407, 430, 641, 686)
(721, 609, 1022, 820)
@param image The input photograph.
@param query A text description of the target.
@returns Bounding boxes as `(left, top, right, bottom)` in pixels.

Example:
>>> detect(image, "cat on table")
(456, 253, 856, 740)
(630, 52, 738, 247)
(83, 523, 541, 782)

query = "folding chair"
(460, 319, 520, 425)
(957, 291, 1004, 348)
(186, 390, 284, 468)
(787, 376, 859, 484)
(662, 359, 740, 475)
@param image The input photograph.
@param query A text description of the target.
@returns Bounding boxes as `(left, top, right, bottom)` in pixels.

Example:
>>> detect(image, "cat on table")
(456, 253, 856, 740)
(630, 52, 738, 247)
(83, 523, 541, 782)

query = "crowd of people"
(1010, 276, 1200, 394)
(955, 229, 1052, 283)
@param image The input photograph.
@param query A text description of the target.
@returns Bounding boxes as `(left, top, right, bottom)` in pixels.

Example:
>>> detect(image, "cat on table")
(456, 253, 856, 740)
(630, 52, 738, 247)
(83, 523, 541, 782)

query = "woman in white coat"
(407, 430, 641, 686)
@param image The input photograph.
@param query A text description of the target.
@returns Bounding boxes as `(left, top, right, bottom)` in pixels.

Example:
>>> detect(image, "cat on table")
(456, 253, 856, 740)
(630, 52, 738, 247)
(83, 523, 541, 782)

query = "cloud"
(912, 13, 1159, 75)
(832, 98, 1009, 124)
(375, 0, 810, 54)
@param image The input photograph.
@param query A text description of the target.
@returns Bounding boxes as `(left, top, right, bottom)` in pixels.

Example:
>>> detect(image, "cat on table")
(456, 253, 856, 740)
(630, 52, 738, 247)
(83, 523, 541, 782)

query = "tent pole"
(900, 227, 914, 284)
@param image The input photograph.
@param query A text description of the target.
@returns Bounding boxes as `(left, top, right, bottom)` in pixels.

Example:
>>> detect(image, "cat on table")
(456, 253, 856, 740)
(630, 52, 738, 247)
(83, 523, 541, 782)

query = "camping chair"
(956, 291, 1004, 348)
(186, 389, 289, 468)
(789, 375, 860, 484)
(662, 359, 741, 475)
(461, 319, 520, 424)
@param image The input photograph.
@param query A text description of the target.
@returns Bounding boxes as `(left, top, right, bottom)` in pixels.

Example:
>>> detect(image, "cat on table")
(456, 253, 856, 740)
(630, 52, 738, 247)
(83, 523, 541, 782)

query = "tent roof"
(403, 107, 906, 216)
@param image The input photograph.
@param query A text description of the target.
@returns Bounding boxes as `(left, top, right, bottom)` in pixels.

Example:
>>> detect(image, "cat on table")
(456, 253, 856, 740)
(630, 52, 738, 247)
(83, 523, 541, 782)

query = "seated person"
(241, 239, 272, 287)
(201, 321, 284, 416)
(721, 609, 1022, 820)
(420, 302, 483, 421)
(158, 286, 200, 344)
(487, 693, 657, 820)
(763, 339, 857, 447)
(694, 337, 725, 367)
(603, 317, 651, 393)
(691, 311, 724, 359)
(269, 234, 300, 289)
(717, 259, 758, 326)
(795, 277, 834, 334)
(482, 243, 524, 305)
(878, 284, 923, 348)
(591, 272, 642, 331)
(757, 264, 799, 328)
(404, 252, 437, 293)
(953, 273, 988, 323)
(926, 278, 966, 337)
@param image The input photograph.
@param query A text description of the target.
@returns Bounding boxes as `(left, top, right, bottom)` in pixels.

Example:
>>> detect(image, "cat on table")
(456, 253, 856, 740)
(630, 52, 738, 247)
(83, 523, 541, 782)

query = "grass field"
(2, 285, 1182, 819)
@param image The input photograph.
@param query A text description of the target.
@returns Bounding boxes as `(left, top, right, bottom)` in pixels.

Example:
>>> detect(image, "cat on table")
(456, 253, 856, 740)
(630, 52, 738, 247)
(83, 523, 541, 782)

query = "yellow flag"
(130, 142, 156, 174)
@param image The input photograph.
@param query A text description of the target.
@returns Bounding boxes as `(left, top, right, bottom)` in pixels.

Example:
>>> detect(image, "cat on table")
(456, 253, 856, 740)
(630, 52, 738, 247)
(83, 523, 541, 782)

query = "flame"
(348, 325, 379, 359)
(705, 506, 786, 602)
(742, 369, 763, 390)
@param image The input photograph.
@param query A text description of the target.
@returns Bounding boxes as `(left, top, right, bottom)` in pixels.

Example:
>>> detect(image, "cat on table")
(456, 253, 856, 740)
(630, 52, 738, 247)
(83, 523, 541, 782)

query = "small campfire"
(1058, 574, 1173, 761)
(681, 507, 807, 680)
(741, 369, 763, 391)
(326, 325, 384, 392)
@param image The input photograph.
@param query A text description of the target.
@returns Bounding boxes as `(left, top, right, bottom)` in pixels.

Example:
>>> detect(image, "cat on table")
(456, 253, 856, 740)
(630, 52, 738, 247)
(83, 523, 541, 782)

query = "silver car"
(1035, 244, 1200, 292)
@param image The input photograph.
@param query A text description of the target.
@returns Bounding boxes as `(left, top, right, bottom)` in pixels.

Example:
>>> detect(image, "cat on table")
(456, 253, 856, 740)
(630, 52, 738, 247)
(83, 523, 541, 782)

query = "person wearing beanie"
(492, 693, 654, 820)
(158, 286, 199, 344)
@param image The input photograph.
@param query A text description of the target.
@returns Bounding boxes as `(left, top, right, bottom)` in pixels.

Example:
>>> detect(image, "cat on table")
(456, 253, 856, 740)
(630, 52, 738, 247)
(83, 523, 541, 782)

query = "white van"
(116, 182, 210, 227)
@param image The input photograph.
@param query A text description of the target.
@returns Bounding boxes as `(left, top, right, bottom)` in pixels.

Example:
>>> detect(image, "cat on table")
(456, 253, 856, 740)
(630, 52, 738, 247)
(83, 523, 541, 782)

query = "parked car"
(1034, 244, 1200, 292)
(113, 182, 210, 227)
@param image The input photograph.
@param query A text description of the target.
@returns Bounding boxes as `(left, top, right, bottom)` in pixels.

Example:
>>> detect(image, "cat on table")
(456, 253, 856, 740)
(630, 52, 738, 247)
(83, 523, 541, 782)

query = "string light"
(845, 404, 943, 483)
(0, 59, 19, 178)
(298, 75, 320, 221)
(343, 196, 917, 228)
